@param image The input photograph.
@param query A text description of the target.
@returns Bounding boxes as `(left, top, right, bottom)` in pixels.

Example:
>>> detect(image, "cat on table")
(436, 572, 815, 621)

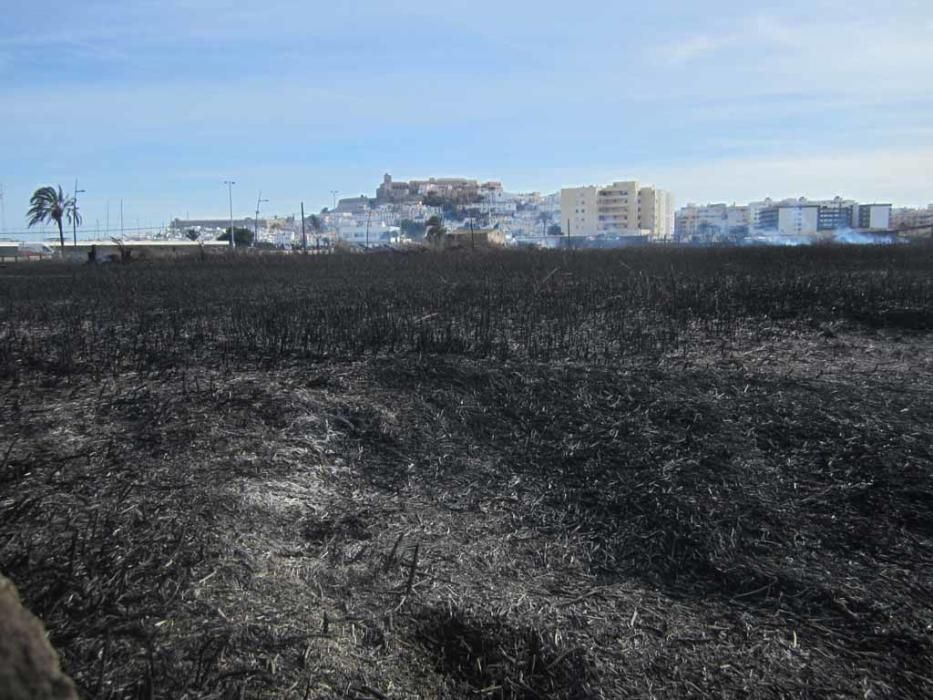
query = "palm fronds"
(26, 186, 64, 227)
(26, 185, 78, 255)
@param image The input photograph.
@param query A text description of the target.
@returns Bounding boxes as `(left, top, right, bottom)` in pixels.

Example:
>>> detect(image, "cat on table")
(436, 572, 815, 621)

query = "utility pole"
(120, 200, 124, 239)
(224, 180, 236, 250)
(73, 180, 86, 247)
(365, 206, 372, 249)
(469, 216, 475, 250)
(329, 191, 339, 245)
(0, 184, 5, 235)
(254, 191, 268, 248)
(300, 201, 307, 252)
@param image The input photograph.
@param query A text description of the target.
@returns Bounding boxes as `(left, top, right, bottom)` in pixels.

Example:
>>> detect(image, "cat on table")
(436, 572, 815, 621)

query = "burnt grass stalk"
(1, 245, 932, 698)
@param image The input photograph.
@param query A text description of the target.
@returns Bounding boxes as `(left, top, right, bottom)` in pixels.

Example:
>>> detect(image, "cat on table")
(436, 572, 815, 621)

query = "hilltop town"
(160, 172, 930, 251)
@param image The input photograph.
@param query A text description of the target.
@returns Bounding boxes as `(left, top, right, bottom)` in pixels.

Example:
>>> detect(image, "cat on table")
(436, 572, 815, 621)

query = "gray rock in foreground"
(0, 573, 79, 700)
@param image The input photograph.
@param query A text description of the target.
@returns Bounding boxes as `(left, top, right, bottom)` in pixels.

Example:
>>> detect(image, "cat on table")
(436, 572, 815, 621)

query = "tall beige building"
(637, 187, 674, 240)
(560, 186, 600, 236)
(560, 180, 673, 238)
(598, 181, 640, 232)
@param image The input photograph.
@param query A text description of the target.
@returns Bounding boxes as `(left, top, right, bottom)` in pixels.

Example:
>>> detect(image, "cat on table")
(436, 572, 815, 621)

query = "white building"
(330, 212, 399, 247)
(770, 204, 820, 235)
(541, 193, 561, 216)
(675, 203, 750, 242)
(752, 197, 891, 234)
(479, 189, 519, 216)
(892, 205, 933, 231)
(857, 204, 891, 230)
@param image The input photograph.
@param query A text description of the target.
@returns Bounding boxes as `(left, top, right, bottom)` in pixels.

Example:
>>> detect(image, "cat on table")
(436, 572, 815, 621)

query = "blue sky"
(2, 0, 932, 235)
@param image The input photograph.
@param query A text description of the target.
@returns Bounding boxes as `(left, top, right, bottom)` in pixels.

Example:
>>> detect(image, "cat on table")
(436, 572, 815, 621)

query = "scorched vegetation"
(1, 246, 932, 698)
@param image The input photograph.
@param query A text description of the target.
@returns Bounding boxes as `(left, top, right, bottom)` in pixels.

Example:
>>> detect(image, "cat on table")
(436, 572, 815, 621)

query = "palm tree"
(27, 186, 80, 256)
(425, 215, 446, 246)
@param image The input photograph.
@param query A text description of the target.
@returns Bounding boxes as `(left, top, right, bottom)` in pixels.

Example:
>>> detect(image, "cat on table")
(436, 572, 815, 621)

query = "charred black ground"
(1, 246, 932, 698)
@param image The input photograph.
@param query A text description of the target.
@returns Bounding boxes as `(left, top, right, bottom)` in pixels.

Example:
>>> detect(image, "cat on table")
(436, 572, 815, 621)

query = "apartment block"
(560, 180, 673, 238)
(560, 186, 600, 236)
(758, 203, 820, 235)
(752, 197, 891, 234)
(597, 181, 640, 232)
(675, 203, 750, 241)
(857, 204, 892, 230)
(637, 187, 674, 240)
(892, 205, 933, 230)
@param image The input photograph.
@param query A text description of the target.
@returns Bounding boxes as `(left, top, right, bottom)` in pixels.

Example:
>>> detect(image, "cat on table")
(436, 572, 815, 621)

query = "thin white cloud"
(468, 145, 933, 208)
(4, 1, 932, 223)
(2, 76, 506, 145)
(639, 148, 933, 208)
(657, 11, 933, 97)
(665, 34, 732, 65)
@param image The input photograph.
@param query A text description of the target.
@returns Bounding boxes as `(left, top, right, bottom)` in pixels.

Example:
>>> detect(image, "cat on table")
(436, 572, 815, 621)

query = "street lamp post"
(224, 180, 236, 250)
(365, 206, 372, 249)
(254, 191, 268, 248)
(73, 180, 86, 247)
(329, 191, 340, 244)
(300, 202, 307, 252)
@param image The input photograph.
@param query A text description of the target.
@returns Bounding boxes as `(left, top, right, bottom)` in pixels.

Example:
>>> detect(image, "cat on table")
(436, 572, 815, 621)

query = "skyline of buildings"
(5, 3, 931, 239)
(675, 197, 896, 243)
(11, 168, 931, 247)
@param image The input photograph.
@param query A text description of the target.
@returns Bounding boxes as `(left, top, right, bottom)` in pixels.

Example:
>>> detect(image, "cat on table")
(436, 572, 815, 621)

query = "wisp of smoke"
(744, 234, 813, 247)
(832, 229, 896, 245)
(745, 229, 897, 247)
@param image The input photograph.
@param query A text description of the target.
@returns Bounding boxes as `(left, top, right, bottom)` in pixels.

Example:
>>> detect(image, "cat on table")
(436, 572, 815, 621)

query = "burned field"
(1, 247, 933, 698)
